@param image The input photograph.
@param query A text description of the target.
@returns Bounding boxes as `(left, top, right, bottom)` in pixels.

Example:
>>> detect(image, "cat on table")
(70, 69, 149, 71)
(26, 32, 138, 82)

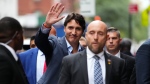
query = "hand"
(44, 3, 65, 28)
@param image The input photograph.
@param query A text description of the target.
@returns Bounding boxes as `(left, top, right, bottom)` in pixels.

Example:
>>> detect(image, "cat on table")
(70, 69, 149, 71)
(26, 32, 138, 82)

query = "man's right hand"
(44, 3, 65, 28)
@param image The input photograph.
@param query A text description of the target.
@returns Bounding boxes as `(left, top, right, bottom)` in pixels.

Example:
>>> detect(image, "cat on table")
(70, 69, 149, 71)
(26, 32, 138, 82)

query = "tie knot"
(94, 55, 100, 60)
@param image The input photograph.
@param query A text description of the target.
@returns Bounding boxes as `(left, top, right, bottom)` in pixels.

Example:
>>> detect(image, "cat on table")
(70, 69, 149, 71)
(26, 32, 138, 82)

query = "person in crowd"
(105, 27, 135, 84)
(58, 20, 128, 84)
(120, 38, 133, 56)
(35, 3, 86, 84)
(79, 36, 87, 48)
(19, 27, 56, 84)
(30, 27, 56, 49)
(0, 17, 28, 84)
(30, 35, 36, 48)
(136, 39, 150, 84)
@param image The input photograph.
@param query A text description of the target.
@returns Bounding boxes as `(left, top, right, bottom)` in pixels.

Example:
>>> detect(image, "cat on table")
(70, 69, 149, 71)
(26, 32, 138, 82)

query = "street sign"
(129, 4, 138, 14)
(80, 0, 95, 17)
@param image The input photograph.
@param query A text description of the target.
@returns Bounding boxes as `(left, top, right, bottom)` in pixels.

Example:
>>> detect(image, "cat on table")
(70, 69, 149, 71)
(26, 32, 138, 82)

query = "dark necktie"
(94, 55, 103, 84)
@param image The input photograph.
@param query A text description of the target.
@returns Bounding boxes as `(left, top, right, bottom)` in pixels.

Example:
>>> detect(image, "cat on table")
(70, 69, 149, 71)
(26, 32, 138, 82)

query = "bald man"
(58, 20, 128, 84)
(19, 26, 57, 84)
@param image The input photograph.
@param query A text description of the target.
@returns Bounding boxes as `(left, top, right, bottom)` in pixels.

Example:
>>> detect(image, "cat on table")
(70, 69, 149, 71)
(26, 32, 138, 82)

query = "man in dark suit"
(105, 27, 135, 84)
(58, 20, 128, 84)
(0, 17, 28, 84)
(19, 27, 56, 84)
(136, 39, 150, 84)
(35, 3, 86, 84)
(120, 38, 134, 56)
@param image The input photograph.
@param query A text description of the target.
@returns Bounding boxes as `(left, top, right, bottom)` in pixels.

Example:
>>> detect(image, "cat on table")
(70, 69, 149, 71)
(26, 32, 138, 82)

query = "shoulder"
(138, 39, 150, 50)
(19, 48, 38, 57)
(63, 50, 86, 61)
(121, 53, 135, 61)
(136, 39, 150, 57)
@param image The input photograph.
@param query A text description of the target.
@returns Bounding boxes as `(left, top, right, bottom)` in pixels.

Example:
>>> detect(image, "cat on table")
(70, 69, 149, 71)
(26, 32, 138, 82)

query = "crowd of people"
(0, 2, 149, 84)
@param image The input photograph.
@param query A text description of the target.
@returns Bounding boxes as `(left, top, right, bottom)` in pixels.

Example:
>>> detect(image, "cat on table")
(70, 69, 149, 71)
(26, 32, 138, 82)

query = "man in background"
(79, 36, 87, 48)
(19, 27, 56, 84)
(0, 17, 28, 84)
(120, 38, 133, 56)
(30, 35, 36, 48)
(105, 27, 135, 84)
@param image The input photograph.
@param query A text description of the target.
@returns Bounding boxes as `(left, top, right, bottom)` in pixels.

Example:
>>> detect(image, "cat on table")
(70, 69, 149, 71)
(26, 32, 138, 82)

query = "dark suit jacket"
(120, 53, 135, 84)
(35, 29, 84, 84)
(0, 44, 28, 84)
(136, 39, 150, 84)
(58, 50, 128, 84)
(19, 48, 39, 84)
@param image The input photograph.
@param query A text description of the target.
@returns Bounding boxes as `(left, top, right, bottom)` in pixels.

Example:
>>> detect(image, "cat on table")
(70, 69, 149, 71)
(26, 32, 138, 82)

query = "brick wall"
(18, 0, 54, 15)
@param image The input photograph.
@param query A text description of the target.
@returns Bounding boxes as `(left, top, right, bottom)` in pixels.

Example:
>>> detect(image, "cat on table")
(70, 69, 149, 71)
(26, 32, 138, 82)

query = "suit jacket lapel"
(59, 36, 68, 56)
(104, 52, 112, 84)
(79, 50, 88, 84)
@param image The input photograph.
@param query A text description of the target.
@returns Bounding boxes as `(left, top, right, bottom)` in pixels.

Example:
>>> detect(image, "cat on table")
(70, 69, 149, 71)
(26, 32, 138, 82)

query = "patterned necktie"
(94, 55, 103, 84)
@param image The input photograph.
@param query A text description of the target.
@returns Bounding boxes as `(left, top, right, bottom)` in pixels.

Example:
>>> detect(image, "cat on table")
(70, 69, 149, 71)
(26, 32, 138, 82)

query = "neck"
(107, 49, 119, 56)
(70, 42, 79, 54)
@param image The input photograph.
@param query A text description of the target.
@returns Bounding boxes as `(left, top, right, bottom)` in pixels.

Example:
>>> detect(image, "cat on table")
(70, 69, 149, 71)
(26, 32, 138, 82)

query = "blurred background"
(0, 0, 149, 55)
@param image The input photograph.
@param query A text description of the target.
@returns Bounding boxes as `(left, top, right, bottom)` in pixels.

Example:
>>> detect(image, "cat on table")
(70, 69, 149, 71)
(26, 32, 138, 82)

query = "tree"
(95, 0, 147, 42)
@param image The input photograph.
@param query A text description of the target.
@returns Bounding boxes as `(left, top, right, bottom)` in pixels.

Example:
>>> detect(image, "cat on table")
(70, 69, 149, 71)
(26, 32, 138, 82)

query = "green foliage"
(95, 0, 146, 42)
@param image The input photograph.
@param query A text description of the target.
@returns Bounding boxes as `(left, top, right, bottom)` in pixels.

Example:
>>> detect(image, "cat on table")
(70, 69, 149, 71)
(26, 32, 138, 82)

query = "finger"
(50, 5, 54, 12)
(57, 6, 65, 15)
(53, 3, 59, 12)
(55, 3, 62, 12)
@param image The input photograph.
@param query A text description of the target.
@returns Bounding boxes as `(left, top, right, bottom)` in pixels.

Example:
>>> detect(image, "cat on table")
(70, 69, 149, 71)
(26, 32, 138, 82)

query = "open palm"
(45, 3, 65, 28)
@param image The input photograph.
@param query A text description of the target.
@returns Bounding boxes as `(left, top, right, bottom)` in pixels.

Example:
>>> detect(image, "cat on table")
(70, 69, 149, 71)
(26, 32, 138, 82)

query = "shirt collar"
(0, 43, 18, 61)
(86, 46, 104, 60)
(65, 38, 82, 54)
(106, 50, 120, 58)
(38, 50, 44, 56)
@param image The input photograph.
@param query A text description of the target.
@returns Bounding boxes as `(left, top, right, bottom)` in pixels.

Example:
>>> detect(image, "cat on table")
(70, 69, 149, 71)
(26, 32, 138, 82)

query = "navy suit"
(19, 48, 38, 84)
(136, 39, 150, 84)
(35, 29, 84, 84)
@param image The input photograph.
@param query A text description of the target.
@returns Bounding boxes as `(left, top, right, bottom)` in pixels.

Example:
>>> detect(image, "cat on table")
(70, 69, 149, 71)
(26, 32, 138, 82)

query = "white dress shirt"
(87, 47, 106, 84)
(106, 50, 121, 58)
(36, 50, 45, 82)
(65, 38, 82, 55)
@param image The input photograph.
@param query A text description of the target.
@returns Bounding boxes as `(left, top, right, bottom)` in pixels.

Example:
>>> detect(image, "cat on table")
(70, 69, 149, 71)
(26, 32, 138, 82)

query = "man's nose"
(72, 29, 76, 35)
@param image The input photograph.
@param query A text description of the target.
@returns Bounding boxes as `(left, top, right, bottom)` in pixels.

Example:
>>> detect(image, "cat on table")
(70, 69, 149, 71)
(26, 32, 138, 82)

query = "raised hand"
(44, 3, 65, 28)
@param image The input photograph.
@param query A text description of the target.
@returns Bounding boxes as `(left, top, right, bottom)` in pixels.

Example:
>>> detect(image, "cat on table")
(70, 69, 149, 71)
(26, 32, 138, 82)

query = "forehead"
(107, 32, 119, 37)
(87, 22, 106, 32)
(66, 20, 80, 26)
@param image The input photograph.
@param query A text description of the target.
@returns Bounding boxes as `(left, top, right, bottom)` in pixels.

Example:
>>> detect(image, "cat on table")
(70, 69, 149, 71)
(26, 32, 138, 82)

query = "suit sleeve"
(0, 55, 12, 84)
(58, 57, 71, 84)
(35, 27, 53, 65)
(136, 41, 150, 84)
